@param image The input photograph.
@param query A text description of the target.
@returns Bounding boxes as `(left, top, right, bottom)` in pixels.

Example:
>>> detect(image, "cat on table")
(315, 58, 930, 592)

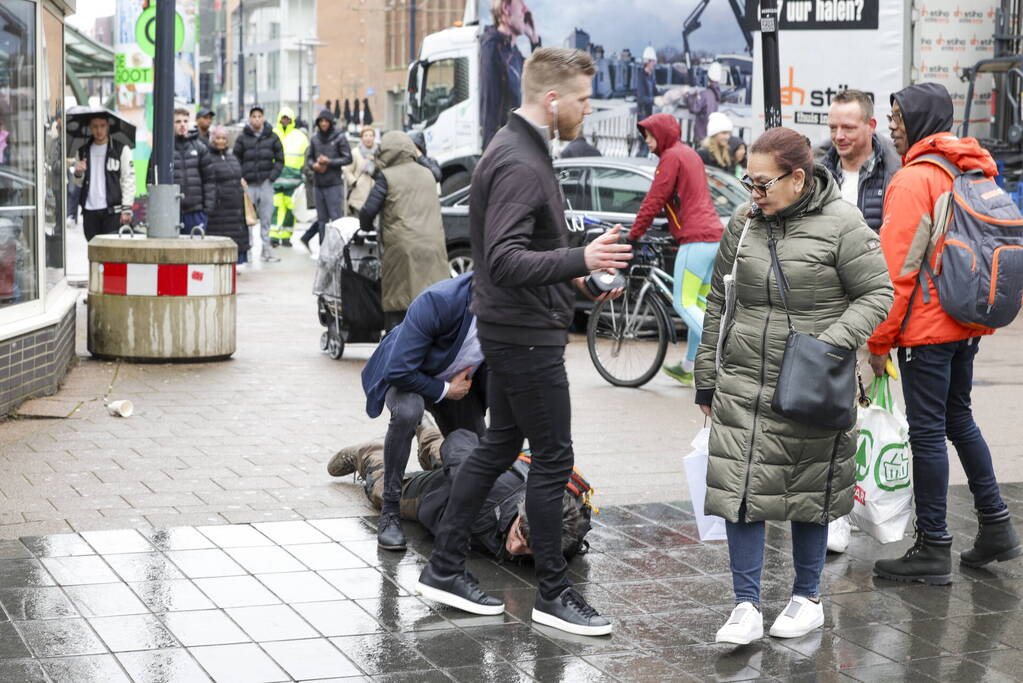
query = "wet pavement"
(0, 485, 1021, 681)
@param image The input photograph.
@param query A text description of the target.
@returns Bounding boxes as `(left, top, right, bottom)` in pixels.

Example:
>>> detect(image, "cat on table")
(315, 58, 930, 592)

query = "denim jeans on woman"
(726, 502, 829, 604)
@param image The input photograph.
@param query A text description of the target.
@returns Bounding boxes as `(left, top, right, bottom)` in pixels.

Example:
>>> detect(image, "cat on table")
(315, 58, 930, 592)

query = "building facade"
(0, 0, 79, 415)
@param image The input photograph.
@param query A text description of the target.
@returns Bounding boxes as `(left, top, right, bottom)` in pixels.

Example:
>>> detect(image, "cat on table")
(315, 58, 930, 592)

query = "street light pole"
(298, 45, 303, 123)
(409, 0, 417, 64)
(759, 0, 782, 129)
(149, 0, 180, 239)
(238, 0, 245, 120)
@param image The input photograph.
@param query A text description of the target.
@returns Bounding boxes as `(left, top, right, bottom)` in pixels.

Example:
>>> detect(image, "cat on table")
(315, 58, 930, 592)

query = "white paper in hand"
(683, 427, 727, 541)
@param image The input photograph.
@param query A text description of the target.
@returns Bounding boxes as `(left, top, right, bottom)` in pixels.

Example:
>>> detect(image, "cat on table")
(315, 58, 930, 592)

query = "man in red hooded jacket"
(870, 83, 1020, 585)
(628, 113, 723, 385)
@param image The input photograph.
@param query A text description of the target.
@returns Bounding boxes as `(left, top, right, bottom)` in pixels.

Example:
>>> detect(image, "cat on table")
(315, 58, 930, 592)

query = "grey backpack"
(908, 154, 1023, 331)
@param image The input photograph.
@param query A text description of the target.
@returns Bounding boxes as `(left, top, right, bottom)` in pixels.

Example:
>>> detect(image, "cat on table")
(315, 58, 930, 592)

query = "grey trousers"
(314, 183, 344, 225)
(246, 180, 274, 256)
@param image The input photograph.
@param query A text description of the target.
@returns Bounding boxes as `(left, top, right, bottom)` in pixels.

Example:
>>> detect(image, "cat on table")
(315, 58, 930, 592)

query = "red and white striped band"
(90, 263, 237, 296)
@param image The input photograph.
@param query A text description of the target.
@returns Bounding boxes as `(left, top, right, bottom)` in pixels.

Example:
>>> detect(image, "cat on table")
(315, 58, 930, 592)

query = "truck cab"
(406, 25, 481, 195)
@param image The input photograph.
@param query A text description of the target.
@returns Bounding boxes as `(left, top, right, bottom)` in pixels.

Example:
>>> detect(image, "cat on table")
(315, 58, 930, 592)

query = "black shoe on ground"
(415, 564, 504, 616)
(270, 238, 280, 247)
(282, 239, 293, 247)
(874, 532, 953, 585)
(962, 509, 1022, 567)
(376, 512, 406, 551)
(532, 587, 612, 636)
(300, 236, 312, 253)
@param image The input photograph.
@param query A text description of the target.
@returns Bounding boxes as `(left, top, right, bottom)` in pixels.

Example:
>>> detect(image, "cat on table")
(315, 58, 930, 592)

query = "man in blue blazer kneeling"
(330, 273, 486, 551)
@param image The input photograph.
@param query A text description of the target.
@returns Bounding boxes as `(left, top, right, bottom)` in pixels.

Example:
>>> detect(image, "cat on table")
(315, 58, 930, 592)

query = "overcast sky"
(66, 0, 749, 57)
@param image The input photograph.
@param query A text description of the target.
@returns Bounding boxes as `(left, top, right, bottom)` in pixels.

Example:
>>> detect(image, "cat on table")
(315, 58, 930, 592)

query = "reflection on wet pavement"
(0, 486, 1022, 680)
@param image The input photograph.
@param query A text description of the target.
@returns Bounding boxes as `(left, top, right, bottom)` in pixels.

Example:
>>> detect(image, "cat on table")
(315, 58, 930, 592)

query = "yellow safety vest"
(274, 123, 309, 170)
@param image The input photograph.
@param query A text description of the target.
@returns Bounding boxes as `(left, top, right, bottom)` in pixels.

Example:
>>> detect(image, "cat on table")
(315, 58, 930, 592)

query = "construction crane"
(682, 0, 754, 71)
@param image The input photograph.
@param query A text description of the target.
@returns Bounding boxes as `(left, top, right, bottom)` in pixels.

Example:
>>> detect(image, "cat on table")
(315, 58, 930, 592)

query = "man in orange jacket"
(869, 83, 1020, 585)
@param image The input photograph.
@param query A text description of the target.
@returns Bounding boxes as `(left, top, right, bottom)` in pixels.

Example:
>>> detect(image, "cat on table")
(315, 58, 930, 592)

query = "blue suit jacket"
(362, 273, 476, 418)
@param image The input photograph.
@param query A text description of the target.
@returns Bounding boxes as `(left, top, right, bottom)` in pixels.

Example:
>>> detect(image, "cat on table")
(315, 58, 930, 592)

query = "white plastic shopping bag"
(848, 376, 913, 543)
(682, 427, 727, 541)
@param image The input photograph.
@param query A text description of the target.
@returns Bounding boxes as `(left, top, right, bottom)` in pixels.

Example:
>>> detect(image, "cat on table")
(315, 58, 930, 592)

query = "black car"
(440, 156, 747, 277)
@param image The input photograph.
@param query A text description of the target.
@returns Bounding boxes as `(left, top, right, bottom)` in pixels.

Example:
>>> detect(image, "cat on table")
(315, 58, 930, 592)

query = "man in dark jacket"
(416, 47, 630, 637)
(481, 0, 542, 150)
(817, 89, 900, 232)
(356, 273, 486, 550)
(305, 109, 352, 228)
(560, 136, 601, 158)
(71, 114, 135, 240)
(191, 107, 214, 149)
(233, 106, 284, 262)
(170, 108, 215, 234)
(329, 428, 590, 562)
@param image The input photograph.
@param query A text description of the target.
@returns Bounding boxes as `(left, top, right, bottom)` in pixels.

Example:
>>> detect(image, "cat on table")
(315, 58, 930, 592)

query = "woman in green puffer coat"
(694, 127, 893, 646)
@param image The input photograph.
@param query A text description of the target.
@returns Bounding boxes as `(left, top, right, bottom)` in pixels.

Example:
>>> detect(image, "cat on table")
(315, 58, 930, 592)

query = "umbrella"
(65, 106, 136, 156)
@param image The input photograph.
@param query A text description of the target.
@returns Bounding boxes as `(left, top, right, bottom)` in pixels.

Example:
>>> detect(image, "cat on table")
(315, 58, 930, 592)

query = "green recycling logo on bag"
(855, 430, 873, 482)
(874, 442, 911, 491)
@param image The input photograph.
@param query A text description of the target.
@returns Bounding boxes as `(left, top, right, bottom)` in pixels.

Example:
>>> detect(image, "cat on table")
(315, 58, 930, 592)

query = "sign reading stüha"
(744, 0, 880, 31)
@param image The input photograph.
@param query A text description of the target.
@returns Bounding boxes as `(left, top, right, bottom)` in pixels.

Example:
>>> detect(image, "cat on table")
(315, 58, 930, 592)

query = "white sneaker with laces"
(828, 516, 851, 553)
(715, 602, 763, 645)
(768, 596, 824, 638)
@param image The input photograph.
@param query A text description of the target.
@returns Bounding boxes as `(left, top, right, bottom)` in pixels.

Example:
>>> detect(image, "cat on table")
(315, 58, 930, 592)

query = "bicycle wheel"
(587, 287, 669, 387)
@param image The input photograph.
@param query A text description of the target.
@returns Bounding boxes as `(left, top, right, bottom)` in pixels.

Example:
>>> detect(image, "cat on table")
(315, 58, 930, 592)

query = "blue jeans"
(726, 503, 828, 604)
(898, 338, 1006, 538)
(672, 241, 718, 363)
(180, 211, 207, 235)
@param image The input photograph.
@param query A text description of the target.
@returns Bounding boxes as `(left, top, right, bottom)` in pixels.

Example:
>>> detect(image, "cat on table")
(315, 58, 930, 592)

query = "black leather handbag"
(766, 224, 859, 431)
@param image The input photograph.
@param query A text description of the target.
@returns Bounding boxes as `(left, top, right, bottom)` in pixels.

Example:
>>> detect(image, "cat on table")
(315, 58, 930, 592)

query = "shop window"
(0, 0, 39, 308)
(43, 8, 65, 290)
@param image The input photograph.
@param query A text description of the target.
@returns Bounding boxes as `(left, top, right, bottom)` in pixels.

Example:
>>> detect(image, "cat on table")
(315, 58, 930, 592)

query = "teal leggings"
(672, 241, 719, 363)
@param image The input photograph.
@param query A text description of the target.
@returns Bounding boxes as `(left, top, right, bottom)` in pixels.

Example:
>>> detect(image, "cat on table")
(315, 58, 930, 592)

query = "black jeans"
(83, 209, 120, 241)
(380, 382, 486, 516)
(430, 340, 574, 600)
(899, 338, 1007, 537)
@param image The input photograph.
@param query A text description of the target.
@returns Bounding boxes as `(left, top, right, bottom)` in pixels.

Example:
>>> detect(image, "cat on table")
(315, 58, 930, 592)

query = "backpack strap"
(907, 153, 963, 180)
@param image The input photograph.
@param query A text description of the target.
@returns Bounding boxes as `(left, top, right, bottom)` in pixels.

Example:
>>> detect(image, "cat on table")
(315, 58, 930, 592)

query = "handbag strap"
(765, 222, 794, 331)
(730, 217, 754, 280)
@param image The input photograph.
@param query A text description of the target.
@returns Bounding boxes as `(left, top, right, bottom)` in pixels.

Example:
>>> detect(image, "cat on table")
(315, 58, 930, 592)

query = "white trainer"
(768, 596, 824, 638)
(827, 516, 851, 553)
(715, 602, 763, 645)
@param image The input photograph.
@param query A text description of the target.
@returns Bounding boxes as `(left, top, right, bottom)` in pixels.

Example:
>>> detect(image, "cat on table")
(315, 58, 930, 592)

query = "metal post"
(149, 0, 181, 239)
(238, 0, 245, 120)
(759, 0, 782, 130)
(409, 0, 417, 64)
(298, 45, 303, 123)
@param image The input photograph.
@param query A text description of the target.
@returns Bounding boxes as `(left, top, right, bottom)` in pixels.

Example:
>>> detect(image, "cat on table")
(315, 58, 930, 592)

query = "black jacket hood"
(315, 108, 336, 126)
(891, 83, 954, 148)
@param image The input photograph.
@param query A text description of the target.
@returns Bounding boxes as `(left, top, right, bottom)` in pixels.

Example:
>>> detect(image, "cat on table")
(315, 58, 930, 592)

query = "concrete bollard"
(87, 235, 237, 361)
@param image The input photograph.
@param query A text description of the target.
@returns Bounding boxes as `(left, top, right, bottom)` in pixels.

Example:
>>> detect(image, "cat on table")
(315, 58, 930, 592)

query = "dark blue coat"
(361, 273, 475, 418)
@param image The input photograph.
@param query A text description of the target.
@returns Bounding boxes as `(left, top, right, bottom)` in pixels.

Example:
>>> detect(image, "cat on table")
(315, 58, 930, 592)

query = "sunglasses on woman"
(739, 171, 792, 195)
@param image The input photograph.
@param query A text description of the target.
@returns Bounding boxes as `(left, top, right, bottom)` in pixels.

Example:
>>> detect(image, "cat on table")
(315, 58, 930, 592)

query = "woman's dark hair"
(749, 127, 814, 180)
(516, 492, 582, 557)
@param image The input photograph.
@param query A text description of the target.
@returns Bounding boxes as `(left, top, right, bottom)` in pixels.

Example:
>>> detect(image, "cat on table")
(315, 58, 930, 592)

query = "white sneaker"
(828, 516, 851, 553)
(768, 596, 824, 638)
(715, 602, 763, 645)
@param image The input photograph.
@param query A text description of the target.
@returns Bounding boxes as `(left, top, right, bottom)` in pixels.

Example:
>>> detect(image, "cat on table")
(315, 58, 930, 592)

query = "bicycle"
(586, 233, 682, 387)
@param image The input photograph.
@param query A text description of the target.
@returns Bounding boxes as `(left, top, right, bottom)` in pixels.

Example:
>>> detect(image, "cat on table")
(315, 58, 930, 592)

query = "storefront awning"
(66, 23, 114, 104)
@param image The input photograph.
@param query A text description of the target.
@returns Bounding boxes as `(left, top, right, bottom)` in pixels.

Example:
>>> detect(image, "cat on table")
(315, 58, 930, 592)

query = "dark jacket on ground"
(173, 134, 214, 214)
(232, 123, 284, 184)
(817, 134, 901, 232)
(362, 273, 478, 418)
(470, 112, 590, 347)
(418, 429, 589, 561)
(629, 113, 723, 245)
(561, 137, 602, 158)
(694, 167, 893, 524)
(206, 148, 250, 255)
(305, 109, 352, 188)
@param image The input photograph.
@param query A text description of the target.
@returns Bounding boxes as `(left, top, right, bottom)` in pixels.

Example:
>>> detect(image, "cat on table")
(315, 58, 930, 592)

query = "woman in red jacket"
(628, 113, 724, 384)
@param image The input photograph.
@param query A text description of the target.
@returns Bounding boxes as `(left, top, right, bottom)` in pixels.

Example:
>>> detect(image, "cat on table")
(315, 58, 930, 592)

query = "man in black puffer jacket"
(305, 109, 352, 228)
(816, 89, 900, 232)
(416, 48, 631, 637)
(172, 108, 215, 234)
(233, 106, 284, 262)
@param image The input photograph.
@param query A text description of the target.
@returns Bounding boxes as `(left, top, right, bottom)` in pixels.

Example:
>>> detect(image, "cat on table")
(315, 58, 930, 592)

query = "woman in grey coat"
(695, 127, 893, 645)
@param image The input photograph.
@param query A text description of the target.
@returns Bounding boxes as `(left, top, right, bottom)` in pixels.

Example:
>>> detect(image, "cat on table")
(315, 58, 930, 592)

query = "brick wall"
(0, 307, 76, 416)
